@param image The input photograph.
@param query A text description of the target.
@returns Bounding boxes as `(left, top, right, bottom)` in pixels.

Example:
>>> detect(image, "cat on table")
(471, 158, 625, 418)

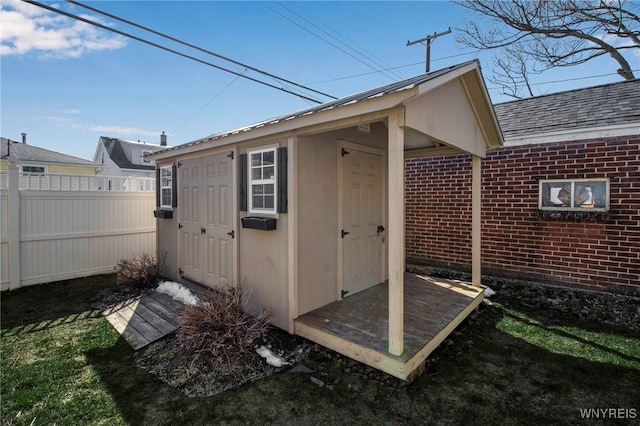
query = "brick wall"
(405, 135, 640, 294)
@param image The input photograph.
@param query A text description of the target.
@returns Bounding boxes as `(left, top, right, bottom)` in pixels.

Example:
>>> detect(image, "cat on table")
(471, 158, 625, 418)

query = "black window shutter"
(239, 154, 248, 211)
(277, 147, 287, 213)
(155, 168, 160, 208)
(171, 165, 178, 207)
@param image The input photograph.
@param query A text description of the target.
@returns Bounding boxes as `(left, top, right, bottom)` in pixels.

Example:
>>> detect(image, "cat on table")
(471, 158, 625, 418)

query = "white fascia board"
(503, 123, 640, 147)
(148, 90, 417, 161)
(416, 61, 479, 95)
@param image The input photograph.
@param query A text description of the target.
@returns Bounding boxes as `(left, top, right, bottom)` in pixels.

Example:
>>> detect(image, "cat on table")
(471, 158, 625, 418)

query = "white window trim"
(160, 165, 173, 209)
(142, 150, 153, 163)
(539, 178, 610, 212)
(248, 147, 277, 214)
(20, 164, 48, 178)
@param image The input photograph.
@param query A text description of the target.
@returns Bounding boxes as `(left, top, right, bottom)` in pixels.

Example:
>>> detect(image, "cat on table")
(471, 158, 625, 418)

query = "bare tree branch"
(454, 0, 640, 97)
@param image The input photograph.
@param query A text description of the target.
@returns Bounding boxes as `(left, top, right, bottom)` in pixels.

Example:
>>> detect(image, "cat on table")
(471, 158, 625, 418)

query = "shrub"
(115, 250, 166, 292)
(175, 285, 273, 375)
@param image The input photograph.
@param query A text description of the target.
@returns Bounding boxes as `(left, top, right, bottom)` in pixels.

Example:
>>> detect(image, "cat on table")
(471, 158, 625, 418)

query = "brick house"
(406, 79, 639, 295)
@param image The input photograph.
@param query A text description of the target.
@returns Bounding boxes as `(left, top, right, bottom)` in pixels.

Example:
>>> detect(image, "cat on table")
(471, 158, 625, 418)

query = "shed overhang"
(148, 60, 503, 162)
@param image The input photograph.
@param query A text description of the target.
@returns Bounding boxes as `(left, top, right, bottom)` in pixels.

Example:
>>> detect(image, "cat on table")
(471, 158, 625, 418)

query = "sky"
(2, 0, 639, 162)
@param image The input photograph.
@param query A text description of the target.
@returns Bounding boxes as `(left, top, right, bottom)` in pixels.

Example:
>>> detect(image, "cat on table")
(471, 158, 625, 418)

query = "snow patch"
(156, 281, 199, 306)
(256, 345, 290, 367)
(484, 287, 496, 298)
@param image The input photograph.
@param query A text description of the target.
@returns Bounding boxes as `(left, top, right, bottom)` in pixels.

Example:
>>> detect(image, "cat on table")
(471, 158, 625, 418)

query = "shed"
(149, 60, 503, 380)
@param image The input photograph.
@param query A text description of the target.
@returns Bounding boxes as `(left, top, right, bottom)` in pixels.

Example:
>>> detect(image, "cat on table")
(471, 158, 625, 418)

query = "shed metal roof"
(0, 138, 99, 167)
(494, 79, 640, 139)
(158, 60, 481, 155)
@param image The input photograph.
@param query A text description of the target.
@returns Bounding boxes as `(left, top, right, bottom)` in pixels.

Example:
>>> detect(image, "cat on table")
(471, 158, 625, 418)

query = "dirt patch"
(407, 264, 640, 333)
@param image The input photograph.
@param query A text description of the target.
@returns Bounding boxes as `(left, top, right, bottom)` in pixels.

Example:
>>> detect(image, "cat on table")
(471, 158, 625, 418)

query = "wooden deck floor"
(294, 273, 484, 381)
(103, 281, 206, 350)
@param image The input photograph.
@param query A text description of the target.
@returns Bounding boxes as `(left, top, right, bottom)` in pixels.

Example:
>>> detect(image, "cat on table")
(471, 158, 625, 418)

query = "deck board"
(103, 282, 209, 350)
(295, 273, 484, 380)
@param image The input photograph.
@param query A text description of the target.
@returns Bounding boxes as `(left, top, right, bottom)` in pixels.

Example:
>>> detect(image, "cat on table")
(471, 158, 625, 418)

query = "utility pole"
(407, 28, 451, 73)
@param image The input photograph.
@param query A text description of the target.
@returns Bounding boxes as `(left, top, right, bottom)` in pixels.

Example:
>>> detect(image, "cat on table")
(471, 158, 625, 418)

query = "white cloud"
(0, 0, 126, 58)
(74, 124, 160, 137)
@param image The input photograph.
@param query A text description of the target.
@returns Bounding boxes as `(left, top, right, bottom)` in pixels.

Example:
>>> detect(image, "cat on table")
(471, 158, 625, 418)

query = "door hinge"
(178, 223, 183, 229)
(178, 268, 183, 275)
(341, 229, 350, 238)
(341, 289, 349, 298)
(341, 148, 350, 156)
(177, 161, 182, 168)
(227, 230, 235, 238)
(227, 151, 234, 160)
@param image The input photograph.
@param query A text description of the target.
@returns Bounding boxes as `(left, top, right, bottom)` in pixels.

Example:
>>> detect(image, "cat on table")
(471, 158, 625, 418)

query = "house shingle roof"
(0, 138, 98, 166)
(100, 137, 161, 171)
(494, 79, 640, 139)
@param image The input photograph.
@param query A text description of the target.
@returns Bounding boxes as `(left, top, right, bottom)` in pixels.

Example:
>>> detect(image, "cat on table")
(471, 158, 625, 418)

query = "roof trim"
(503, 122, 640, 147)
(149, 61, 488, 161)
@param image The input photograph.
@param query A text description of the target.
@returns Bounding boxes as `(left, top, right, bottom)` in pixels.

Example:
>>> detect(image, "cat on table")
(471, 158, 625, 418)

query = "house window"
(249, 148, 277, 214)
(100, 151, 105, 164)
(142, 150, 152, 163)
(160, 166, 173, 208)
(20, 165, 47, 177)
(539, 178, 609, 211)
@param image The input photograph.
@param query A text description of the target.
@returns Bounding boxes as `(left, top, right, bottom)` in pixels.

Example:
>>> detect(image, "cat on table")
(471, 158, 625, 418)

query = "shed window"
(160, 166, 173, 208)
(539, 178, 609, 211)
(249, 148, 277, 214)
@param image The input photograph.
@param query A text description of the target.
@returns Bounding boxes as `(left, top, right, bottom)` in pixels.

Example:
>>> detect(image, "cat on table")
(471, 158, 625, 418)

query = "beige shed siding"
(297, 134, 339, 315)
(237, 141, 288, 330)
(239, 214, 289, 330)
(404, 78, 487, 158)
(297, 123, 389, 316)
(155, 174, 179, 282)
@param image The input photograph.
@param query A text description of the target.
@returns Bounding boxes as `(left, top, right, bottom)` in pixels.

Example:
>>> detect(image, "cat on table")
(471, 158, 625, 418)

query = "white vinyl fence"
(1, 162, 157, 290)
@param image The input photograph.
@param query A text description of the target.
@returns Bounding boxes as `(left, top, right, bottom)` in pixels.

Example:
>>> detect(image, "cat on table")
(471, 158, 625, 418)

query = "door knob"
(377, 225, 385, 234)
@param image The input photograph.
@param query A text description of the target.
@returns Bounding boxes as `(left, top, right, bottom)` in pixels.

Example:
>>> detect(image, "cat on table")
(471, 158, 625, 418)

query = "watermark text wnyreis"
(579, 408, 637, 419)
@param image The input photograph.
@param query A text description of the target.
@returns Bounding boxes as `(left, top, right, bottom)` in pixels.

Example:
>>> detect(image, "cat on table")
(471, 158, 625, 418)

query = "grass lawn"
(2, 275, 639, 425)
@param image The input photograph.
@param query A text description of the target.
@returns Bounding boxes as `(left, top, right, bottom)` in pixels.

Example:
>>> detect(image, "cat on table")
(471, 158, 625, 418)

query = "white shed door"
(341, 148, 385, 297)
(179, 152, 234, 288)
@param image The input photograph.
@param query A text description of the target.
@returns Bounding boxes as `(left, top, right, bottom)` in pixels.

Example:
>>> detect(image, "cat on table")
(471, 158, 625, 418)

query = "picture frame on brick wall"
(539, 178, 610, 212)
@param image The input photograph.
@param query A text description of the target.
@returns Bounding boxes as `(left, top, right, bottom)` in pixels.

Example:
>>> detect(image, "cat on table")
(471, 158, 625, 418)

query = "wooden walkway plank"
(143, 293, 184, 327)
(103, 285, 204, 350)
(133, 301, 176, 336)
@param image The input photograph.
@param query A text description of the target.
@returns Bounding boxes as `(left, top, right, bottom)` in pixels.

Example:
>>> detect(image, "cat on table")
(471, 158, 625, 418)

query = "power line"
(272, 1, 405, 81)
(66, 0, 337, 101)
(23, 0, 325, 104)
(486, 68, 640, 91)
(171, 69, 247, 134)
(261, 1, 400, 82)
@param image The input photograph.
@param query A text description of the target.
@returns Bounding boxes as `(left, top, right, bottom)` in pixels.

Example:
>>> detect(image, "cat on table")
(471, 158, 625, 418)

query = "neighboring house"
(406, 79, 640, 295)
(149, 60, 504, 380)
(1, 135, 100, 189)
(93, 133, 169, 178)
